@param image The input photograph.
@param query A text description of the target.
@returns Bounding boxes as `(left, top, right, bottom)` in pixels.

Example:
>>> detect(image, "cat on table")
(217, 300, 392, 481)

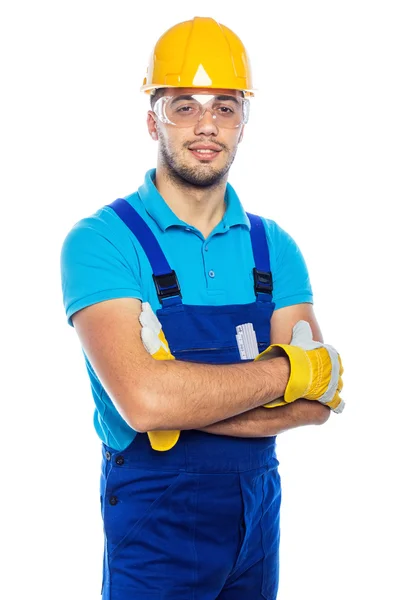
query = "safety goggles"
(153, 94, 250, 129)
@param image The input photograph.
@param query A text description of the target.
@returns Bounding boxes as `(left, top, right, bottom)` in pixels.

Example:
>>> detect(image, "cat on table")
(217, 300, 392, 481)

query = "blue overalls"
(100, 199, 281, 600)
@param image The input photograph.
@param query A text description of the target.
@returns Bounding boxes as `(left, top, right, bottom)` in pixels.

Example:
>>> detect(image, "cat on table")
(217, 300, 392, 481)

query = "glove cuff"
(269, 343, 312, 403)
(263, 398, 288, 409)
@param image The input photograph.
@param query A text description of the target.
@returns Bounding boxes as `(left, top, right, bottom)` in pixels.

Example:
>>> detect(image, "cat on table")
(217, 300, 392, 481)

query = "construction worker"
(60, 16, 344, 600)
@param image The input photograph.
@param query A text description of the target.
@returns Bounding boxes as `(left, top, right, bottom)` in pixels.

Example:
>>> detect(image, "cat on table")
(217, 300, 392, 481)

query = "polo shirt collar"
(138, 169, 251, 232)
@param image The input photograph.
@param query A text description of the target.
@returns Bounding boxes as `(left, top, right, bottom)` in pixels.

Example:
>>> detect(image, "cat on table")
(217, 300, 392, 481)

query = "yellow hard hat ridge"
(141, 17, 255, 97)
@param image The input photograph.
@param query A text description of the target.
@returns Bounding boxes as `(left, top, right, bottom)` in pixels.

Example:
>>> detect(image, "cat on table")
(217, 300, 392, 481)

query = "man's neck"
(154, 166, 228, 238)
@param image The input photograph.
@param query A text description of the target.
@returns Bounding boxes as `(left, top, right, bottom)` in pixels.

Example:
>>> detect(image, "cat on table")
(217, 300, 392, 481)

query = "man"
(60, 16, 344, 600)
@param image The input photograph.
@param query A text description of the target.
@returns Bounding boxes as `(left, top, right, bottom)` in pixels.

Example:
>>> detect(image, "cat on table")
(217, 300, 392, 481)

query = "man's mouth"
(188, 144, 222, 161)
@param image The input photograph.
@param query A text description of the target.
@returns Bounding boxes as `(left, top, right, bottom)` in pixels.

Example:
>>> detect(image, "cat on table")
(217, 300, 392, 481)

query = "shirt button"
(205, 245, 209, 251)
(109, 496, 118, 506)
(115, 456, 124, 466)
(185, 227, 191, 232)
(105, 451, 111, 461)
(208, 270, 215, 278)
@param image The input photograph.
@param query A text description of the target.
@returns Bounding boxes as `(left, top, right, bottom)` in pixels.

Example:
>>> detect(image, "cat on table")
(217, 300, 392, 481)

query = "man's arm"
(72, 297, 290, 433)
(195, 302, 329, 437)
(198, 401, 330, 437)
(269, 302, 324, 345)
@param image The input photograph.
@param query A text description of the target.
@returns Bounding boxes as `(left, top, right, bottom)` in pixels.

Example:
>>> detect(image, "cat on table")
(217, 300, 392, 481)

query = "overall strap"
(107, 198, 182, 307)
(246, 213, 274, 303)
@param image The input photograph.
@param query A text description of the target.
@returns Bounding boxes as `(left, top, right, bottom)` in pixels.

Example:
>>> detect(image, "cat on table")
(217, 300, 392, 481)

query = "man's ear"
(147, 111, 159, 141)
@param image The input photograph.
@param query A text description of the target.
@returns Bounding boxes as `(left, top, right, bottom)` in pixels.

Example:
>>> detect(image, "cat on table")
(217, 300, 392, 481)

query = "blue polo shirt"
(60, 168, 313, 450)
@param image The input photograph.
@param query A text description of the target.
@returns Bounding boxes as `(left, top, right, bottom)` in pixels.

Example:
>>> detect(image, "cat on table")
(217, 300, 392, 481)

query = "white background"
(1, 1, 403, 598)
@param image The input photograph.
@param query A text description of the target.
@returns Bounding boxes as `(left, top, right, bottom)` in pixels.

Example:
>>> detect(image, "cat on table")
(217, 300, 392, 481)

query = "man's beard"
(159, 137, 237, 189)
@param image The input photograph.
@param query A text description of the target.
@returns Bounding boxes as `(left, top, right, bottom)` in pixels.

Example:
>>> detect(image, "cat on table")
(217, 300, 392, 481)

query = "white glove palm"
(139, 302, 180, 451)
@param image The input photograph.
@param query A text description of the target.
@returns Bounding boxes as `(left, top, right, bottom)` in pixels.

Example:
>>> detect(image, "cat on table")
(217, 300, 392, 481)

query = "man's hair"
(150, 88, 165, 110)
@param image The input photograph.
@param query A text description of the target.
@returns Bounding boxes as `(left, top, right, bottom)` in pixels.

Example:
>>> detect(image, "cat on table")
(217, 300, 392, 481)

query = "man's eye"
(176, 105, 195, 113)
(217, 106, 235, 114)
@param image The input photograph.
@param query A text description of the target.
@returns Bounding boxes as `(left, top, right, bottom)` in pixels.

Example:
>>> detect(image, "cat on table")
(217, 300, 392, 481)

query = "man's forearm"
(196, 400, 331, 437)
(138, 356, 290, 432)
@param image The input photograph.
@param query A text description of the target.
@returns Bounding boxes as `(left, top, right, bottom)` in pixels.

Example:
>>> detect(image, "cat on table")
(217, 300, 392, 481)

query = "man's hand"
(139, 302, 180, 451)
(255, 320, 344, 413)
(139, 302, 175, 361)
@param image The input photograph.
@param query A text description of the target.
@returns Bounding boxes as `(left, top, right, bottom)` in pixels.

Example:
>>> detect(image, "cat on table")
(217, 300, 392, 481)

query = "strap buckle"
(152, 271, 182, 301)
(253, 268, 273, 295)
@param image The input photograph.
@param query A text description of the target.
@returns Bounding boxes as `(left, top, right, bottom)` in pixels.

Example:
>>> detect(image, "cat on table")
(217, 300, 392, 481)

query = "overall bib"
(100, 199, 281, 600)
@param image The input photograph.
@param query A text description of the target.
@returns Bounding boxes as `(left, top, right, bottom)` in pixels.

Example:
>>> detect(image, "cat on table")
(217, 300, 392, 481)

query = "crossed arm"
(198, 401, 330, 437)
(72, 298, 331, 436)
(198, 303, 331, 437)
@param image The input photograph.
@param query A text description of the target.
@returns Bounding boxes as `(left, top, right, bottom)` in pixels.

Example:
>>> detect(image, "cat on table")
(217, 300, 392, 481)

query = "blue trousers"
(100, 430, 281, 599)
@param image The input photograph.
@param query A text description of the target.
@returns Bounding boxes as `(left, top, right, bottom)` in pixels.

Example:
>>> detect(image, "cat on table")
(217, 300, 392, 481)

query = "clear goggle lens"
(153, 94, 250, 129)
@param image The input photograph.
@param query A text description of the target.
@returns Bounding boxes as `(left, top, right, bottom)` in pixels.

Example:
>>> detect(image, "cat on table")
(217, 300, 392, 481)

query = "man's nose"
(193, 108, 219, 135)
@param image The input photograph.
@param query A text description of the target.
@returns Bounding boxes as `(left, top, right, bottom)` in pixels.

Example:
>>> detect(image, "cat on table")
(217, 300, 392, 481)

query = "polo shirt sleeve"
(263, 218, 313, 310)
(60, 213, 143, 327)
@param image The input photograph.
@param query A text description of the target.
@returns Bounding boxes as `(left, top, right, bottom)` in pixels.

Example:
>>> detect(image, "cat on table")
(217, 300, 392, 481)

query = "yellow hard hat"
(141, 17, 255, 97)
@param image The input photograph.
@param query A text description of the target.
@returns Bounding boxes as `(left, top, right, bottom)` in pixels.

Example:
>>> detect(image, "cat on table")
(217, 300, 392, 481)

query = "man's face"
(149, 87, 245, 188)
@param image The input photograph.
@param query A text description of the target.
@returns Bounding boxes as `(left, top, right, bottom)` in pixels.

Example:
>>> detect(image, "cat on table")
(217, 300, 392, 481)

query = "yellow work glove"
(255, 320, 345, 413)
(138, 302, 180, 451)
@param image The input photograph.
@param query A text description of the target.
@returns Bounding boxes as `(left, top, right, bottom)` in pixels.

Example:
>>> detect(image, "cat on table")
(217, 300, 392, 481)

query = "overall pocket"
(102, 467, 190, 559)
